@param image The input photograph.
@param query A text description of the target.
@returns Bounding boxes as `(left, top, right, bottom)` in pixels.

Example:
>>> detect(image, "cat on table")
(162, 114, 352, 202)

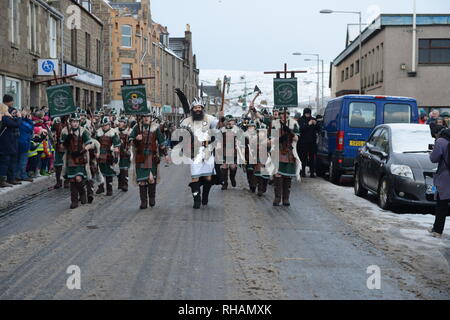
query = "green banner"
(46, 83, 76, 118)
(122, 84, 149, 115)
(274, 78, 298, 108)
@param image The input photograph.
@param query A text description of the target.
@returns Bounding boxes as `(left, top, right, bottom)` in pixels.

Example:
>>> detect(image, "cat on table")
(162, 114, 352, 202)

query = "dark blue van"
(316, 95, 419, 184)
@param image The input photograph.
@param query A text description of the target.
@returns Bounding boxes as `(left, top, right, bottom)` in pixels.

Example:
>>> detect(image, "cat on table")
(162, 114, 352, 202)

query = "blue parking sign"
(42, 60, 55, 73)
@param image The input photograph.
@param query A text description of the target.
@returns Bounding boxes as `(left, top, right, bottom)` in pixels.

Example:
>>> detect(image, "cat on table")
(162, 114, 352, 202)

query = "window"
(5, 78, 21, 109)
(349, 102, 376, 128)
(83, 89, 89, 109)
(355, 60, 360, 74)
(374, 129, 389, 153)
(10, 0, 19, 45)
(29, 1, 38, 53)
(350, 64, 354, 77)
(75, 87, 81, 106)
(71, 29, 77, 63)
(81, 0, 92, 12)
(384, 104, 412, 124)
(49, 17, 58, 58)
(121, 25, 132, 47)
(345, 67, 349, 80)
(368, 128, 383, 146)
(121, 63, 132, 78)
(419, 39, 450, 64)
(85, 32, 91, 68)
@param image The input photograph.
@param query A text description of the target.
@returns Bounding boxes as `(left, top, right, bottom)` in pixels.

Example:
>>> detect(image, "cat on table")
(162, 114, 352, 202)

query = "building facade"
(48, 0, 104, 112)
(0, 0, 64, 109)
(331, 14, 450, 114)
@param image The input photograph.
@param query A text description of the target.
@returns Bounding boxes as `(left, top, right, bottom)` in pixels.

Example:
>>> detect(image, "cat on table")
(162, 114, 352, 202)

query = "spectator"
(429, 128, 450, 238)
(441, 112, 450, 128)
(297, 107, 320, 178)
(0, 95, 22, 187)
(39, 129, 52, 176)
(427, 109, 440, 125)
(16, 109, 35, 182)
(27, 132, 42, 178)
(419, 113, 428, 124)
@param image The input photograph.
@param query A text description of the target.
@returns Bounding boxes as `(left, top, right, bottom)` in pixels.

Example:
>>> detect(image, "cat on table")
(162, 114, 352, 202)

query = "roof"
(201, 86, 222, 98)
(330, 94, 417, 102)
(333, 14, 450, 66)
(109, 2, 141, 15)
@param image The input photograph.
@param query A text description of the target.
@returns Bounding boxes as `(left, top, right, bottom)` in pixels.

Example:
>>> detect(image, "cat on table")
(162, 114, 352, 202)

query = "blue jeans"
(16, 152, 29, 180)
(0, 153, 18, 181)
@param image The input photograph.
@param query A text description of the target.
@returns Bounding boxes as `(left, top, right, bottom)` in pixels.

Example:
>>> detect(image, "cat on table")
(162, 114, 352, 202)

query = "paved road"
(0, 164, 440, 299)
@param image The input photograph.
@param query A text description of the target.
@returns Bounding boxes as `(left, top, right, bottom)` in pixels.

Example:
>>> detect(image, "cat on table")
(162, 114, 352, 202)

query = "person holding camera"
(429, 128, 450, 238)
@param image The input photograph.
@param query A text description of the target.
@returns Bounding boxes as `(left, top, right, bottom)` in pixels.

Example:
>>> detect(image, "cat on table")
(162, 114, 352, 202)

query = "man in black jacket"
(297, 107, 319, 178)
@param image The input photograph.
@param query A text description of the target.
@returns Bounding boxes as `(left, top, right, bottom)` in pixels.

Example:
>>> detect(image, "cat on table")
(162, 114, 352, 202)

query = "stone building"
(48, 0, 104, 112)
(331, 14, 450, 114)
(0, 0, 64, 109)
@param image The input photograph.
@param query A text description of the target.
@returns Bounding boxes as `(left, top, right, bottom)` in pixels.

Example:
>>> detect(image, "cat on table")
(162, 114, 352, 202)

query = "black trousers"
(434, 194, 449, 234)
(298, 143, 317, 174)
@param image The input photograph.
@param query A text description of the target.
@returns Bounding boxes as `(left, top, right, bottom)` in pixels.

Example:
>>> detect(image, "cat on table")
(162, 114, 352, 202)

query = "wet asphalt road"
(0, 164, 435, 299)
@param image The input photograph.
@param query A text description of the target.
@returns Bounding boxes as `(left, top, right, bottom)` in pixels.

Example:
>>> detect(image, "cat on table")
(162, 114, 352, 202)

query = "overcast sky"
(151, 0, 450, 72)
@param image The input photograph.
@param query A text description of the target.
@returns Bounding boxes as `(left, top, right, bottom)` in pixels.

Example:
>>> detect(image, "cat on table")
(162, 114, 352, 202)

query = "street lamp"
(320, 9, 363, 94)
(305, 58, 325, 112)
(292, 52, 320, 113)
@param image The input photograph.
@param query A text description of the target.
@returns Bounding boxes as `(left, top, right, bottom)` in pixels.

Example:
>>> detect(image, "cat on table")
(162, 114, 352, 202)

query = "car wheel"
(354, 166, 368, 197)
(329, 160, 341, 185)
(378, 177, 392, 210)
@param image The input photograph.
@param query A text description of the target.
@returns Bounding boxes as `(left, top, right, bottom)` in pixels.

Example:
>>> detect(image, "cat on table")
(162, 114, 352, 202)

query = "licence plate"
(349, 140, 366, 147)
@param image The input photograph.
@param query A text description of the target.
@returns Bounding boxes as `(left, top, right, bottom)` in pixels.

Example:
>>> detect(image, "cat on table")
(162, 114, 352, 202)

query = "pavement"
(0, 164, 448, 300)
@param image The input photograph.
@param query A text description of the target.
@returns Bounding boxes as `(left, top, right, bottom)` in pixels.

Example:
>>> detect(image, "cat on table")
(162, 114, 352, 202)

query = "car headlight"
(390, 164, 414, 180)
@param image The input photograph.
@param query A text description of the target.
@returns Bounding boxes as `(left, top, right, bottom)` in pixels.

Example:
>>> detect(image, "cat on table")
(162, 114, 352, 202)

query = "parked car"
(354, 123, 436, 209)
(317, 95, 419, 184)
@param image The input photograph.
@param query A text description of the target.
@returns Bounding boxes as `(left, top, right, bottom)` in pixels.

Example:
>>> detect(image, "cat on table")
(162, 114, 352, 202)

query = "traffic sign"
(38, 59, 59, 76)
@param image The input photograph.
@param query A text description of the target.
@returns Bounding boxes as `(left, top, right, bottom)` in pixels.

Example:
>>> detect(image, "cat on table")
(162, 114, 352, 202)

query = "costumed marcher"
(219, 115, 239, 190)
(95, 117, 121, 196)
(129, 112, 168, 209)
(176, 89, 224, 209)
(242, 120, 258, 193)
(51, 116, 68, 188)
(254, 122, 271, 197)
(61, 113, 93, 209)
(86, 136, 101, 204)
(117, 116, 132, 192)
(80, 109, 92, 132)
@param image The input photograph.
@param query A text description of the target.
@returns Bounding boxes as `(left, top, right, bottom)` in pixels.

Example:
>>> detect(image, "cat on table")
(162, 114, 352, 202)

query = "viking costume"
(266, 109, 301, 206)
(219, 115, 239, 190)
(129, 114, 167, 209)
(254, 123, 271, 197)
(177, 97, 221, 209)
(61, 113, 93, 209)
(242, 121, 258, 193)
(51, 116, 67, 189)
(95, 117, 121, 196)
(86, 138, 101, 204)
(117, 116, 132, 192)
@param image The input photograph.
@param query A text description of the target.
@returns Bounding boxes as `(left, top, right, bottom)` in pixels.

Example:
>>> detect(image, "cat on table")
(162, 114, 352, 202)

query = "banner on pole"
(46, 83, 76, 118)
(122, 84, 149, 115)
(273, 78, 298, 108)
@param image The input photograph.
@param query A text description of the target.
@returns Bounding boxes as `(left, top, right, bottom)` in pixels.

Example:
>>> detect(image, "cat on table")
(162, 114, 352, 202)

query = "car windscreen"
(384, 103, 412, 124)
(391, 127, 435, 153)
(348, 102, 376, 128)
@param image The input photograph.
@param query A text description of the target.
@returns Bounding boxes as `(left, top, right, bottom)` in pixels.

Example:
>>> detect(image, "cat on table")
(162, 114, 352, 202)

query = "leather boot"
(257, 177, 267, 197)
(121, 170, 128, 192)
(96, 183, 105, 195)
(282, 176, 292, 206)
(86, 180, 94, 204)
(230, 168, 237, 187)
(54, 166, 63, 189)
(117, 171, 123, 190)
(273, 176, 282, 206)
(0, 176, 13, 188)
(221, 168, 229, 190)
(63, 179, 70, 189)
(70, 181, 79, 209)
(202, 180, 212, 206)
(139, 185, 148, 209)
(247, 170, 256, 193)
(106, 176, 113, 196)
(78, 180, 88, 205)
(262, 178, 268, 193)
(148, 183, 156, 207)
(189, 182, 202, 209)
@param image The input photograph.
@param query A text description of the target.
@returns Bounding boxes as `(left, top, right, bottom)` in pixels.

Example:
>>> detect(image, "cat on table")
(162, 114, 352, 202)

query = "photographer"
(297, 108, 319, 178)
(428, 128, 450, 238)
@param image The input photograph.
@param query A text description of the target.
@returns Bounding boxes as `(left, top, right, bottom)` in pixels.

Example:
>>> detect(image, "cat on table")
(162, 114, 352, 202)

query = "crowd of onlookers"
(421, 109, 450, 138)
(0, 94, 55, 188)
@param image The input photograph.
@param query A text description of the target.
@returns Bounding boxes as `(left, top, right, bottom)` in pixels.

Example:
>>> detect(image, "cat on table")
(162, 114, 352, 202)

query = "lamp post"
(321, 9, 362, 94)
(293, 52, 320, 113)
(305, 58, 325, 113)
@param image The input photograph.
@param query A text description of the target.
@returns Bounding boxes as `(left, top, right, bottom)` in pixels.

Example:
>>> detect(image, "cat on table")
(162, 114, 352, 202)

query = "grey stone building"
(0, 0, 64, 109)
(331, 14, 450, 115)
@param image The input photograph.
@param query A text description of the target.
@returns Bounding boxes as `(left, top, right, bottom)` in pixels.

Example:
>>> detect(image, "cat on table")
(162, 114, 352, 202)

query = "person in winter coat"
(0, 95, 22, 187)
(16, 109, 35, 182)
(429, 128, 450, 238)
(297, 107, 320, 178)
